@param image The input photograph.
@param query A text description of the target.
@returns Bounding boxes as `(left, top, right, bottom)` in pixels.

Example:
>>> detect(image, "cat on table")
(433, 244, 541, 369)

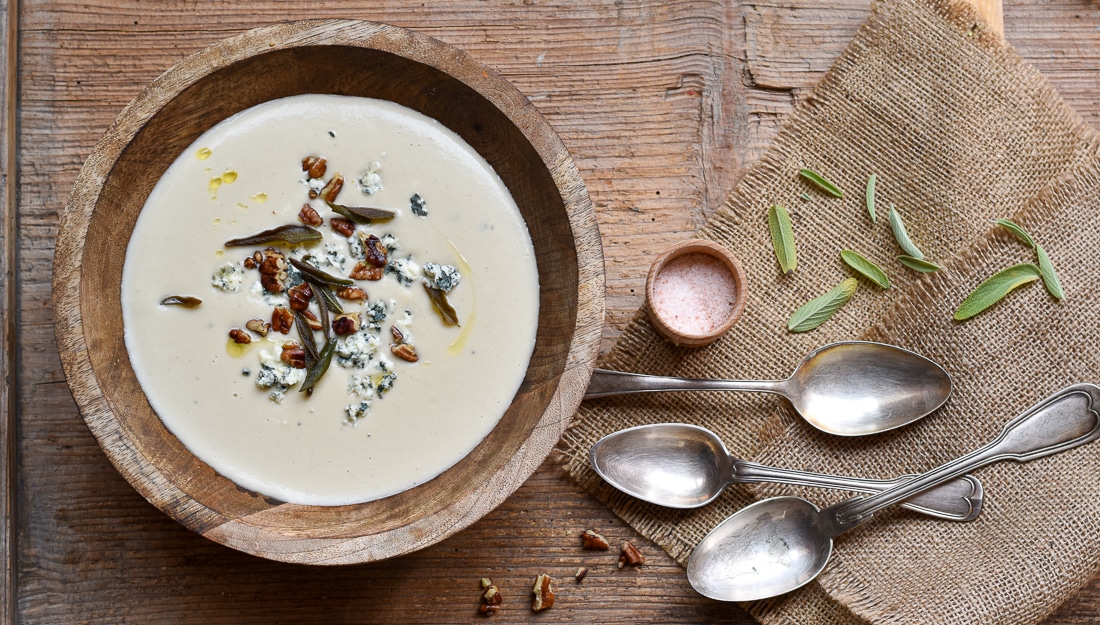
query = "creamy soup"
(121, 94, 540, 506)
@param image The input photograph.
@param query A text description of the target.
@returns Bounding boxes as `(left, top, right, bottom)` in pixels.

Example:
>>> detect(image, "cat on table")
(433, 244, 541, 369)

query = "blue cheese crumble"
(422, 262, 461, 292)
(211, 262, 245, 292)
(410, 193, 427, 217)
(255, 348, 307, 403)
(334, 331, 381, 369)
(386, 257, 421, 286)
(345, 400, 373, 423)
(356, 162, 383, 195)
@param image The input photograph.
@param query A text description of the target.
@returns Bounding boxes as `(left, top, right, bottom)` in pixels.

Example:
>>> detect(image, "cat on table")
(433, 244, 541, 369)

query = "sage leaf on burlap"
(994, 218, 1036, 248)
(888, 205, 924, 259)
(954, 263, 1041, 321)
(788, 277, 858, 332)
(897, 254, 941, 273)
(768, 204, 798, 275)
(798, 168, 844, 198)
(865, 174, 878, 223)
(1035, 244, 1064, 299)
(840, 250, 890, 289)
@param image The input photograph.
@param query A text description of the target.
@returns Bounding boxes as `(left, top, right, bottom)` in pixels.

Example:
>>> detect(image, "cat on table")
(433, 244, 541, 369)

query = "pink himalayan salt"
(651, 252, 738, 335)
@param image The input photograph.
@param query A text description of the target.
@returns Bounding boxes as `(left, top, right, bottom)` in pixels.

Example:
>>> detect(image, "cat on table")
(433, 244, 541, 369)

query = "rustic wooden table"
(2, 1, 1098, 623)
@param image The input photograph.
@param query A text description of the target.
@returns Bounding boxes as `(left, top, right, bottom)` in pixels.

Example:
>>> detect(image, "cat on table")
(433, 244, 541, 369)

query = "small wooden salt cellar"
(646, 239, 748, 347)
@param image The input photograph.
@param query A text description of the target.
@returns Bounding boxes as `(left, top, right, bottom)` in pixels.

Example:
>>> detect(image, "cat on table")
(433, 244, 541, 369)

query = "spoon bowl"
(686, 497, 834, 602)
(789, 342, 953, 435)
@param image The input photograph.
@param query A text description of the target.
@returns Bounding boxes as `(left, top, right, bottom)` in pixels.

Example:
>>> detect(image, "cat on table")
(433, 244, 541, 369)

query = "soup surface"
(121, 94, 540, 505)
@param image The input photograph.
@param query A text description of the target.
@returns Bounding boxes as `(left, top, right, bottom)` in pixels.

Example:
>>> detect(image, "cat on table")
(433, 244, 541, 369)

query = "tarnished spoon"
(590, 423, 982, 521)
(687, 383, 1100, 602)
(584, 341, 952, 436)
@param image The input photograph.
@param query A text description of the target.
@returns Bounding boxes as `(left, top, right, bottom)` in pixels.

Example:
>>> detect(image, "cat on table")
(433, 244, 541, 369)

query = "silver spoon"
(584, 341, 952, 436)
(589, 423, 982, 521)
(686, 383, 1100, 602)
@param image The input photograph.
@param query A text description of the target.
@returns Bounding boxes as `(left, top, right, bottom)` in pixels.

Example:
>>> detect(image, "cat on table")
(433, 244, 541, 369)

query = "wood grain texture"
(7, 0, 1100, 623)
(0, 0, 15, 622)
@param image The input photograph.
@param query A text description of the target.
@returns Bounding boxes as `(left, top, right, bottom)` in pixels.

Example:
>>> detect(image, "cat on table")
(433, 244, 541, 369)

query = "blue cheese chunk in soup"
(121, 94, 540, 506)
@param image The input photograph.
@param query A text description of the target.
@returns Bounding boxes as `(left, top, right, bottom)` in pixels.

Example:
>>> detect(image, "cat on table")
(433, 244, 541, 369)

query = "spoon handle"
(584, 369, 785, 399)
(732, 460, 982, 522)
(832, 384, 1100, 529)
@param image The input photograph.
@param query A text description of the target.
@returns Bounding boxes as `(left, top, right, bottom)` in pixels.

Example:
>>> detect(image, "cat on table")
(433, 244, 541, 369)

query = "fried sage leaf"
(1035, 244, 1064, 300)
(798, 168, 844, 198)
(788, 277, 858, 333)
(425, 285, 460, 326)
(954, 263, 1041, 321)
(299, 338, 336, 394)
(325, 200, 397, 224)
(288, 257, 354, 288)
(768, 204, 797, 275)
(865, 174, 878, 223)
(308, 280, 344, 315)
(897, 254, 942, 273)
(225, 224, 322, 247)
(888, 205, 924, 260)
(294, 311, 320, 360)
(840, 250, 890, 289)
(994, 218, 1036, 248)
(160, 295, 202, 308)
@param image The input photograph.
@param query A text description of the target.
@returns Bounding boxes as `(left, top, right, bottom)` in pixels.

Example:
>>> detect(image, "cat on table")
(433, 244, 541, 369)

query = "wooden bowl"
(53, 20, 604, 564)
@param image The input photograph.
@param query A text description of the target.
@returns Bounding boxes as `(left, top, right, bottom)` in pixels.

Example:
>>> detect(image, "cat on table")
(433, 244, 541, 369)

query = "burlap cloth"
(559, 0, 1100, 623)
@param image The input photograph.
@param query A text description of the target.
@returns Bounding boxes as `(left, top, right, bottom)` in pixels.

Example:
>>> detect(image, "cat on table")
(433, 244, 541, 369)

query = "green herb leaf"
(160, 295, 202, 308)
(308, 281, 344, 315)
(225, 224, 322, 247)
(888, 205, 924, 259)
(954, 263, 1041, 321)
(840, 250, 890, 289)
(799, 192, 811, 202)
(288, 257, 354, 288)
(768, 204, 798, 275)
(798, 168, 844, 198)
(425, 285, 460, 326)
(993, 218, 1035, 248)
(788, 277, 858, 332)
(299, 339, 336, 394)
(865, 174, 877, 223)
(897, 255, 942, 273)
(1035, 244, 1064, 300)
(294, 310, 320, 360)
(325, 200, 397, 224)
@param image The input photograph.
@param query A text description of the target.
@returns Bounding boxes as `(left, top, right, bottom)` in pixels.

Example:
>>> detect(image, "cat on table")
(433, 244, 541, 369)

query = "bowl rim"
(53, 18, 605, 564)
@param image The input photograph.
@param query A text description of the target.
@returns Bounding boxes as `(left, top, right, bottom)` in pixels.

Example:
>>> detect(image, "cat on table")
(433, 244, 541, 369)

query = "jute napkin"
(559, 0, 1100, 623)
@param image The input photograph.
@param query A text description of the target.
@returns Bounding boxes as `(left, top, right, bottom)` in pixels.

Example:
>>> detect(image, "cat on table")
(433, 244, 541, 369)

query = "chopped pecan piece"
(301, 309, 323, 331)
(302, 155, 327, 179)
(531, 574, 554, 611)
(349, 260, 383, 281)
(330, 217, 356, 238)
(580, 529, 610, 550)
(271, 307, 293, 334)
(479, 584, 503, 616)
(243, 257, 256, 270)
(336, 286, 367, 301)
(618, 541, 645, 568)
(363, 233, 388, 267)
(574, 567, 588, 583)
(319, 173, 343, 203)
(280, 343, 307, 369)
(391, 343, 418, 363)
(228, 328, 251, 344)
(258, 249, 288, 293)
(391, 325, 405, 343)
(287, 282, 314, 311)
(245, 318, 270, 337)
(298, 204, 323, 227)
(332, 312, 361, 336)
